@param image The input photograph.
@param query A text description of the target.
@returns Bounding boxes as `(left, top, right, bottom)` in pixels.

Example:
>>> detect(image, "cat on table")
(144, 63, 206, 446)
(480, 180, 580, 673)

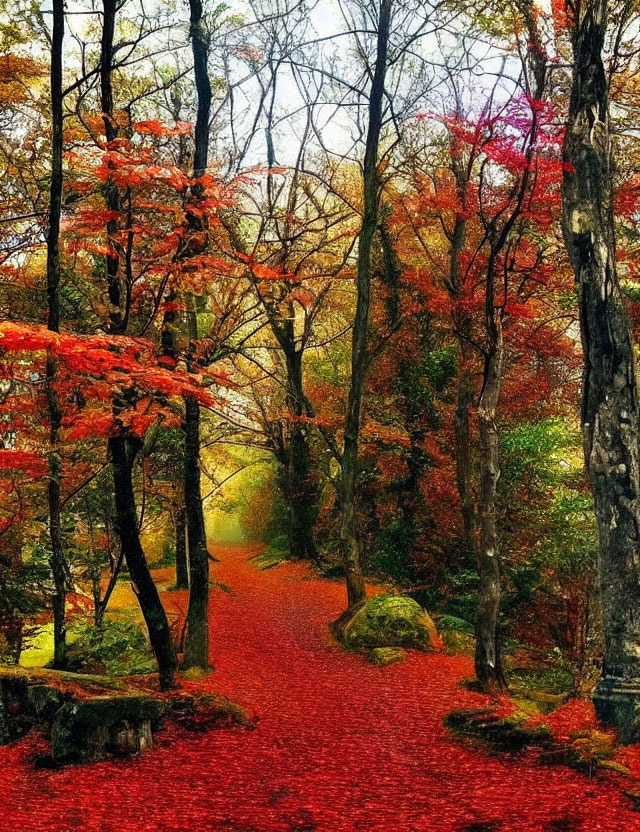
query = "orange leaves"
(133, 120, 192, 137)
(288, 287, 316, 309)
(235, 252, 296, 282)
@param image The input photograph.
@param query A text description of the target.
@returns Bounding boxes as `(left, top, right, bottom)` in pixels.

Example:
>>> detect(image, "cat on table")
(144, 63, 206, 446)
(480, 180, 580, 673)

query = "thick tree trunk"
(284, 348, 319, 562)
(46, 0, 67, 670)
(109, 434, 177, 689)
(562, 0, 640, 740)
(183, 385, 209, 669)
(339, 0, 392, 611)
(175, 505, 189, 590)
(475, 336, 507, 690)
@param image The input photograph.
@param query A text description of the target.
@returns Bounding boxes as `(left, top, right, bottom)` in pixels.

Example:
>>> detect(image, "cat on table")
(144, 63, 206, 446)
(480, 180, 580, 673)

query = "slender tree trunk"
(46, 0, 67, 669)
(109, 434, 177, 689)
(100, 0, 123, 331)
(562, 0, 640, 740)
(181, 0, 213, 670)
(175, 505, 189, 590)
(339, 0, 392, 611)
(471, 5, 545, 690)
(454, 352, 477, 562)
(475, 334, 507, 690)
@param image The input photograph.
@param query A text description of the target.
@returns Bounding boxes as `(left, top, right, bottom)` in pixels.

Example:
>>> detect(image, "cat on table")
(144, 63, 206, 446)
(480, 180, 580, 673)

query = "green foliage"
(442, 569, 479, 622)
(507, 666, 574, 697)
(64, 619, 155, 677)
(367, 519, 413, 584)
(0, 545, 50, 663)
(500, 418, 583, 493)
(437, 614, 475, 635)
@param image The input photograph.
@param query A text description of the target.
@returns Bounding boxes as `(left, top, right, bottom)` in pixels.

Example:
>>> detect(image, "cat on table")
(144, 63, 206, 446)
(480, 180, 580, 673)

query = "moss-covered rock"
(367, 647, 406, 666)
(51, 695, 167, 762)
(342, 594, 437, 650)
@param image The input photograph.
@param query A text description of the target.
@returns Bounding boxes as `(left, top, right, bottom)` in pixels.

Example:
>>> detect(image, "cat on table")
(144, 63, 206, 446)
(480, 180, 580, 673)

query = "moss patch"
(250, 549, 289, 571)
(342, 594, 437, 650)
(446, 708, 553, 753)
(367, 647, 406, 666)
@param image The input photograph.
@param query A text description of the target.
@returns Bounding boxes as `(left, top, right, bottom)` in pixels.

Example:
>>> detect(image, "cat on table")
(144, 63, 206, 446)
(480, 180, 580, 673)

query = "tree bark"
(454, 364, 477, 561)
(175, 505, 189, 590)
(339, 0, 392, 611)
(100, 0, 124, 332)
(284, 348, 319, 562)
(181, 0, 213, 671)
(471, 4, 545, 689)
(475, 331, 507, 690)
(46, 0, 67, 669)
(562, 0, 640, 722)
(109, 434, 178, 689)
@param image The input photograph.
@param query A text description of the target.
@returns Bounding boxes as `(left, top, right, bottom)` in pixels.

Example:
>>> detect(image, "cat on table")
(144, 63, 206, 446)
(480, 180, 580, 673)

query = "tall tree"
(182, 0, 213, 670)
(562, 0, 640, 741)
(46, 0, 67, 669)
(95, 1, 179, 688)
(339, 0, 392, 611)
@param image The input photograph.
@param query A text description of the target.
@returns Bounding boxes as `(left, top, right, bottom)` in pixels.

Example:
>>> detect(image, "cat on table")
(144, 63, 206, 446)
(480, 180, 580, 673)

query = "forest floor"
(2, 542, 640, 832)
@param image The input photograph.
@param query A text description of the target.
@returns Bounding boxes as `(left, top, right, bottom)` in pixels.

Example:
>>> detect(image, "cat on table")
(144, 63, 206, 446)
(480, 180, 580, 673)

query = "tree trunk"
(475, 335, 507, 690)
(100, 0, 124, 331)
(46, 0, 67, 670)
(339, 0, 392, 611)
(183, 386, 209, 669)
(175, 505, 189, 590)
(284, 348, 319, 563)
(562, 0, 640, 740)
(109, 434, 177, 689)
(179, 0, 213, 672)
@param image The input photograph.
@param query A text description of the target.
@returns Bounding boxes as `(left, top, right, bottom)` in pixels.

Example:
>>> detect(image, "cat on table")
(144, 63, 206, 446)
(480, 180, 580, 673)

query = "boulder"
(51, 695, 167, 763)
(342, 594, 438, 651)
(367, 647, 406, 666)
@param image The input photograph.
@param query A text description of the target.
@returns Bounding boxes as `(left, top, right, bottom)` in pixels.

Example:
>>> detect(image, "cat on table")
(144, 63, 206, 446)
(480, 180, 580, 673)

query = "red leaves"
(0, 322, 224, 444)
(0, 450, 47, 478)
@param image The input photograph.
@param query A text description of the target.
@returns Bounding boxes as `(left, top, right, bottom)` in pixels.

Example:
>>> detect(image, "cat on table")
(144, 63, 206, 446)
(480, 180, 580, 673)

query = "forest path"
(1, 543, 638, 832)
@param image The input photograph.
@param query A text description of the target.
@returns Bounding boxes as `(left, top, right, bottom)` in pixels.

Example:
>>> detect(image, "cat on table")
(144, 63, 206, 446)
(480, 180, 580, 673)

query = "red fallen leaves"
(0, 545, 638, 832)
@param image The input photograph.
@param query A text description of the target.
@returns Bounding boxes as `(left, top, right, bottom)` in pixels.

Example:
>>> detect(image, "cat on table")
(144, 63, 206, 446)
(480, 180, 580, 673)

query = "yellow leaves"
(0, 53, 45, 106)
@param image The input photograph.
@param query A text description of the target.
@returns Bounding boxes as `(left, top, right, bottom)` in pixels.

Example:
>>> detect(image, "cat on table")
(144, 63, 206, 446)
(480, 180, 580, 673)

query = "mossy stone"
(51, 696, 167, 762)
(27, 685, 64, 720)
(342, 594, 437, 650)
(367, 647, 406, 666)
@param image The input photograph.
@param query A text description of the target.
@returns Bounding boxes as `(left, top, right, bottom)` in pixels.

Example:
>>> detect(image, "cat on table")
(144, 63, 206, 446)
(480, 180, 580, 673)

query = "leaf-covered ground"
(2, 543, 639, 832)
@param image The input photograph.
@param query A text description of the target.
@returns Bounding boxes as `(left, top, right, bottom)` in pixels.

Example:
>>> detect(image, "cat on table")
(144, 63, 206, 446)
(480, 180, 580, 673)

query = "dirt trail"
(1, 543, 637, 832)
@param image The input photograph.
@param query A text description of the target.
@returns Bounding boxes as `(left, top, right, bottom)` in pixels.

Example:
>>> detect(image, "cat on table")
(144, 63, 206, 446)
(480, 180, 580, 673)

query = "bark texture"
(340, 0, 392, 610)
(182, 0, 212, 670)
(46, 0, 67, 669)
(562, 0, 640, 684)
(100, 0, 124, 331)
(175, 505, 189, 591)
(109, 435, 178, 689)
